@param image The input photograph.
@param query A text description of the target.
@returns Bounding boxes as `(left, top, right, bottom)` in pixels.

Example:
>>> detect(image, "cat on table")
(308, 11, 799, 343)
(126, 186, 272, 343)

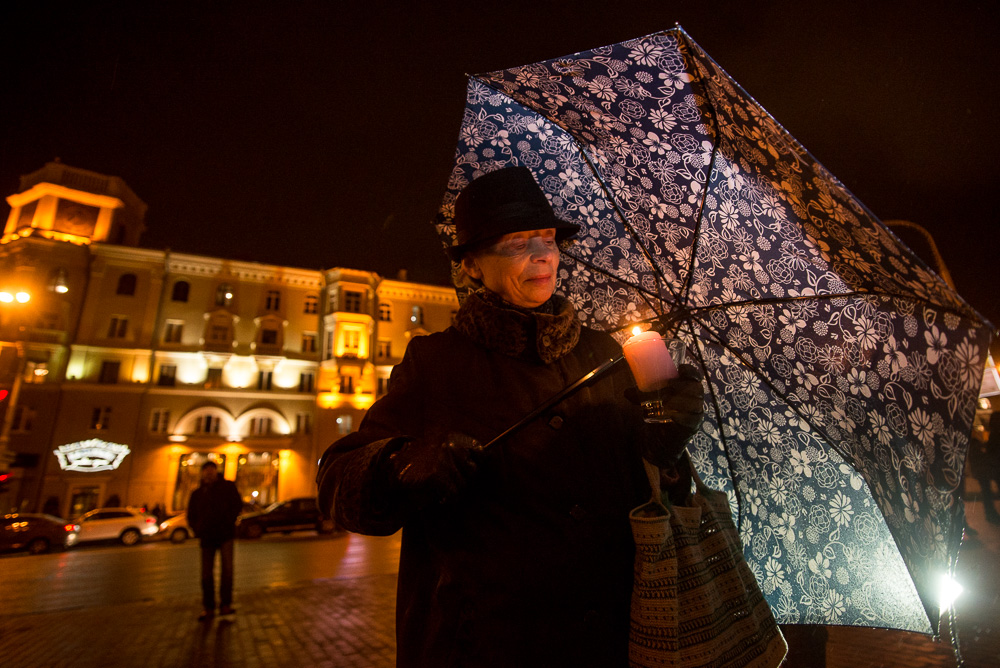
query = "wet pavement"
(2, 500, 998, 667)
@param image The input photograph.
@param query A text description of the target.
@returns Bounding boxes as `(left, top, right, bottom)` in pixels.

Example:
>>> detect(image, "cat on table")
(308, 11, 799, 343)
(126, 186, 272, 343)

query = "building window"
(163, 321, 183, 343)
(343, 330, 360, 356)
(344, 291, 362, 313)
(411, 305, 424, 325)
(260, 328, 279, 345)
(336, 414, 353, 435)
(265, 290, 281, 311)
(324, 331, 334, 360)
(150, 409, 170, 433)
(339, 375, 354, 394)
(377, 376, 390, 396)
(296, 413, 312, 434)
(107, 316, 128, 339)
(378, 302, 392, 321)
(90, 407, 112, 430)
(171, 281, 190, 302)
(377, 340, 391, 359)
(205, 368, 223, 389)
(299, 372, 314, 393)
(216, 284, 234, 307)
(302, 332, 317, 353)
(194, 415, 220, 435)
(12, 406, 35, 432)
(24, 361, 48, 384)
(249, 417, 272, 436)
(257, 370, 273, 390)
(99, 360, 120, 384)
(116, 273, 137, 296)
(209, 324, 230, 342)
(158, 364, 177, 387)
(304, 294, 319, 314)
(36, 310, 62, 330)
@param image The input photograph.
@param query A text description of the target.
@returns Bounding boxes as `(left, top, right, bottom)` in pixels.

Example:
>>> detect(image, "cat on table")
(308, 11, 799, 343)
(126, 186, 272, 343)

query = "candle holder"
(622, 335, 687, 423)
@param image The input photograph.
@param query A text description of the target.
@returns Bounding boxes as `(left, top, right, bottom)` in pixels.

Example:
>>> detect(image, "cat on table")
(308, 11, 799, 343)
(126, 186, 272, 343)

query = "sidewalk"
(2, 501, 998, 668)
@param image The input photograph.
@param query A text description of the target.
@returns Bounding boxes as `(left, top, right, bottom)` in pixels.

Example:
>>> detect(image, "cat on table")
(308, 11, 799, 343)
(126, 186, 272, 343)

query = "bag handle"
(642, 451, 709, 509)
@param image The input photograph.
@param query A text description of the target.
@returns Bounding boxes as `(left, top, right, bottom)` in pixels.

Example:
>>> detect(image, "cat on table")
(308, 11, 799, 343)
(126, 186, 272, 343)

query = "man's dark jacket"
(187, 477, 243, 547)
(317, 292, 660, 668)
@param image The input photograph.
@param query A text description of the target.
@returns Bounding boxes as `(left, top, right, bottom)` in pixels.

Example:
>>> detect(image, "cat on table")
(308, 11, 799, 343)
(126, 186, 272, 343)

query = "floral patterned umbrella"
(435, 26, 993, 634)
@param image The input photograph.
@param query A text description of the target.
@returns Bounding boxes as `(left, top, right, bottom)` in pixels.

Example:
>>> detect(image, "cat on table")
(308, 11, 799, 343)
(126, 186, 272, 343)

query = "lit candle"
(622, 328, 678, 392)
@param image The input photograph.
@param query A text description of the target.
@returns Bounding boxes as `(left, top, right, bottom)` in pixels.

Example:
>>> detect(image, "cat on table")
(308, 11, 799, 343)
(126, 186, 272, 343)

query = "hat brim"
(446, 217, 579, 262)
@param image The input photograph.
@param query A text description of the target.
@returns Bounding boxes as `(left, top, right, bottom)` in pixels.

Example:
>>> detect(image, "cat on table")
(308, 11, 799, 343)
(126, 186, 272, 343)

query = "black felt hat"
(447, 166, 579, 261)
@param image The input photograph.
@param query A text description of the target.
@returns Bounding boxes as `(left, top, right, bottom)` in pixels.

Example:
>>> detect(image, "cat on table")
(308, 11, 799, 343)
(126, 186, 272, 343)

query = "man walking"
(187, 460, 243, 620)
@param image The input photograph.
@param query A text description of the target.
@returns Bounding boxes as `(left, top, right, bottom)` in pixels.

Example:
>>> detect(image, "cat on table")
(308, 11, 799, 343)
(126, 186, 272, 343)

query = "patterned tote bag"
(629, 459, 787, 668)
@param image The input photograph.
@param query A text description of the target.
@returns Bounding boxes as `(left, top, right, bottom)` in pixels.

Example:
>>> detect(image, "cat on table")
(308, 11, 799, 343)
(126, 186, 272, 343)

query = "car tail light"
(65, 524, 77, 532)
(145, 517, 155, 524)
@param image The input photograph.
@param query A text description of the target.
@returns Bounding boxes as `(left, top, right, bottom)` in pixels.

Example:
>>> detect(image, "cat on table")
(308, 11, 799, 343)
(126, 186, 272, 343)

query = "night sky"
(2, 1, 997, 336)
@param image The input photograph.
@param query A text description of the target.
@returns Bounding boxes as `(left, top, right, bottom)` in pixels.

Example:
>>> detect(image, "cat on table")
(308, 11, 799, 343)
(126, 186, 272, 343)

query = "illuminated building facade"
(0, 162, 458, 518)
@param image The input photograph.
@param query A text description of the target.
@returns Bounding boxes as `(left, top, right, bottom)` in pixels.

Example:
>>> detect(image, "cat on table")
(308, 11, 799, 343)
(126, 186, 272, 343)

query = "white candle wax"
(622, 331, 678, 392)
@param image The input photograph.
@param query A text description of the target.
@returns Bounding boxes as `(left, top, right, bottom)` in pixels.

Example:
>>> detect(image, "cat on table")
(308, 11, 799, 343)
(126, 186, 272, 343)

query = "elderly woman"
(317, 166, 704, 667)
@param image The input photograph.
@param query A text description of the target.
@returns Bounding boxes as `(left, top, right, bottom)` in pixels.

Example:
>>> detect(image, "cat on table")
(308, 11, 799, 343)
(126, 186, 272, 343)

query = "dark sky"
(2, 1, 997, 332)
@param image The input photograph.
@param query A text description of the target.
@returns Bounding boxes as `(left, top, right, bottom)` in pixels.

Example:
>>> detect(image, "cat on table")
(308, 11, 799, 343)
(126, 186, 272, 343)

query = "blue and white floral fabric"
(436, 26, 993, 633)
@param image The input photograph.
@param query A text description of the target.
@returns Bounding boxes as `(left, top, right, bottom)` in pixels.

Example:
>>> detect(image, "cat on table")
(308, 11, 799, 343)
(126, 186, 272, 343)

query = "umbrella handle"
(482, 356, 624, 450)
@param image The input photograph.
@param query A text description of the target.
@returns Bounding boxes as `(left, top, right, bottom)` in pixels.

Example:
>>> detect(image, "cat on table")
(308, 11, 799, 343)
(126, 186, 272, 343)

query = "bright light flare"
(0, 292, 13, 303)
(631, 326, 642, 336)
(938, 573, 963, 611)
(15, 291, 30, 303)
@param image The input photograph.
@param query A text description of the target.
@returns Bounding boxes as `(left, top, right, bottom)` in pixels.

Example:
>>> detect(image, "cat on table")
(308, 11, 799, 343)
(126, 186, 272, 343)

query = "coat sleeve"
(187, 489, 202, 537)
(316, 338, 430, 536)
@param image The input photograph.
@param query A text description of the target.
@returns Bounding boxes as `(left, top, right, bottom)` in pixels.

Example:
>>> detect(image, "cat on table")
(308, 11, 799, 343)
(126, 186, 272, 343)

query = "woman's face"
(463, 228, 559, 308)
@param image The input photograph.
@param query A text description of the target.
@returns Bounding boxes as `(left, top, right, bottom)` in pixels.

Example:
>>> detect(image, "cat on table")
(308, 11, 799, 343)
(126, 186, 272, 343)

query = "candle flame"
(631, 326, 642, 337)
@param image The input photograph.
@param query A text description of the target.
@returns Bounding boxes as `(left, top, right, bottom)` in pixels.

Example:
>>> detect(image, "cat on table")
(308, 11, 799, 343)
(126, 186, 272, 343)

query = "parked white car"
(75, 508, 159, 546)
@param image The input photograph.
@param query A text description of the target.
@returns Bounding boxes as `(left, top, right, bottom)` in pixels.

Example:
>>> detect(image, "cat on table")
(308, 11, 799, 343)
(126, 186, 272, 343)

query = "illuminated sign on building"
(54, 439, 131, 472)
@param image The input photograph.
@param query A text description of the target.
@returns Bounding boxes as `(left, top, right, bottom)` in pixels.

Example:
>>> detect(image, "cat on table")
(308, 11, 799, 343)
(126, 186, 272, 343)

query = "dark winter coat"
(317, 291, 666, 668)
(187, 477, 243, 547)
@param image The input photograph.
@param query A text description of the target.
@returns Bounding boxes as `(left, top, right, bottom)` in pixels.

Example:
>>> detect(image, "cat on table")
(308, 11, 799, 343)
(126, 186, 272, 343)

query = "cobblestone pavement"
(2, 574, 398, 668)
(3, 500, 998, 667)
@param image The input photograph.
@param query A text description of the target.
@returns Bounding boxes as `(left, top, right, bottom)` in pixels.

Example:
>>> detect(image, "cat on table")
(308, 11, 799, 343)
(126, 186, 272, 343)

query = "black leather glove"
(385, 433, 483, 508)
(627, 363, 706, 467)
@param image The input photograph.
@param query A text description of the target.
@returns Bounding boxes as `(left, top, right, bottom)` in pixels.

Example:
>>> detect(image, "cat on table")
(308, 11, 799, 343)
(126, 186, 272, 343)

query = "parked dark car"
(1, 513, 79, 555)
(236, 497, 336, 539)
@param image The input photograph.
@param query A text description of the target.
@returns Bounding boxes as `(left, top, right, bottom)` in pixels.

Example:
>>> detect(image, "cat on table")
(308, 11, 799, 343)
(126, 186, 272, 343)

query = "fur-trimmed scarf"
(452, 289, 581, 364)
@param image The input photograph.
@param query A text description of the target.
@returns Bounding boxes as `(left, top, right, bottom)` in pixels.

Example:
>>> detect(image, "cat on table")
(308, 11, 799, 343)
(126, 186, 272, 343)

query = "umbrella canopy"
(435, 26, 993, 634)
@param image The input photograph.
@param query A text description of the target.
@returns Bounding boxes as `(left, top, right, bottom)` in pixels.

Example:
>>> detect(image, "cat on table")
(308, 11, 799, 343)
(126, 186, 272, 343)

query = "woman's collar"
(453, 289, 581, 364)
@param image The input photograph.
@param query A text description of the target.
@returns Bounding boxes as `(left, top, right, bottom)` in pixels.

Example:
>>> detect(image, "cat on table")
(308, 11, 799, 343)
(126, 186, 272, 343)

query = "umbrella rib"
(572, 144, 681, 312)
(560, 250, 667, 317)
(680, 290, 991, 327)
(681, 306, 863, 477)
(675, 318, 749, 526)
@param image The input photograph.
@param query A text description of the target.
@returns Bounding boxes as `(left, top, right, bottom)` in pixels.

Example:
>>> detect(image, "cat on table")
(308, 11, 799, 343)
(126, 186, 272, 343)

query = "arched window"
(116, 273, 137, 296)
(171, 281, 190, 302)
(215, 284, 234, 307)
(378, 302, 392, 321)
